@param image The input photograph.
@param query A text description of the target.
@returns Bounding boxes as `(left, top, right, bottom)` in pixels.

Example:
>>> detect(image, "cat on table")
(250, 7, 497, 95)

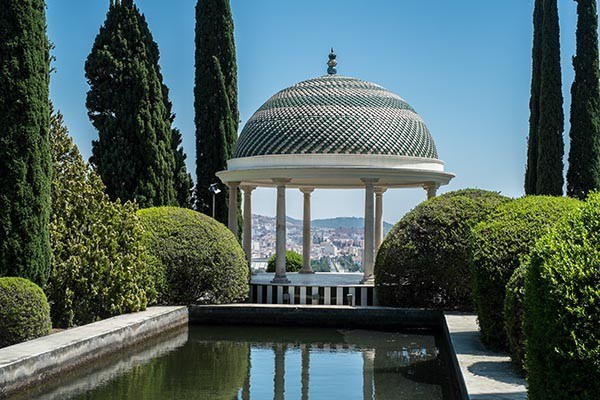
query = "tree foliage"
(138, 207, 249, 305)
(525, 0, 565, 196)
(266, 251, 303, 273)
(172, 128, 193, 207)
(471, 196, 580, 350)
(536, 0, 565, 195)
(0, 277, 51, 348)
(375, 189, 510, 310)
(46, 109, 151, 328)
(524, 192, 600, 400)
(0, 0, 51, 286)
(86, 0, 191, 208)
(525, 0, 544, 195)
(194, 0, 239, 222)
(567, 0, 600, 199)
(504, 264, 527, 375)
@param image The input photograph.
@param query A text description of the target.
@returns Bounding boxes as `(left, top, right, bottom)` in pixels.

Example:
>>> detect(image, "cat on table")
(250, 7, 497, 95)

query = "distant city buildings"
(250, 214, 389, 273)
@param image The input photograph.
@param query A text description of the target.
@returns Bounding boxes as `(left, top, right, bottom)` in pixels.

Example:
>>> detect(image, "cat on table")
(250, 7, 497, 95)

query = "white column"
(362, 350, 375, 400)
(272, 179, 291, 284)
(361, 178, 378, 284)
(301, 344, 310, 400)
(374, 188, 387, 251)
(241, 185, 256, 267)
(274, 344, 286, 400)
(227, 181, 240, 234)
(424, 183, 439, 200)
(300, 188, 315, 274)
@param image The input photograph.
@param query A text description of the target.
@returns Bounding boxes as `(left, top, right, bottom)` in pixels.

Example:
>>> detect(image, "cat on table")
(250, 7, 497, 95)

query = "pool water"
(11, 325, 458, 400)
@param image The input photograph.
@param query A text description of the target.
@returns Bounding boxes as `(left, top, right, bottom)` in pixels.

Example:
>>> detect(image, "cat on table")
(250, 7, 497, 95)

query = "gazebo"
(217, 50, 454, 292)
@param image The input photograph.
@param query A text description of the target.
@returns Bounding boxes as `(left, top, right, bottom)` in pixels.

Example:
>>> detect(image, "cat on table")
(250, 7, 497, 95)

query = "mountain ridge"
(254, 214, 393, 230)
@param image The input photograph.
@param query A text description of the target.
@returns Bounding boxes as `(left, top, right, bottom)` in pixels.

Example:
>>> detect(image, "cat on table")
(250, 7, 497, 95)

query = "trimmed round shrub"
(504, 264, 526, 375)
(472, 196, 580, 350)
(375, 189, 510, 310)
(266, 250, 303, 273)
(524, 193, 600, 400)
(0, 277, 51, 347)
(46, 110, 151, 328)
(138, 207, 249, 304)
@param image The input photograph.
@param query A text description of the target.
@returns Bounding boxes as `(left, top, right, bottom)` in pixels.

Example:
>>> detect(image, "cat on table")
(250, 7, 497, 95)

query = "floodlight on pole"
(208, 183, 221, 219)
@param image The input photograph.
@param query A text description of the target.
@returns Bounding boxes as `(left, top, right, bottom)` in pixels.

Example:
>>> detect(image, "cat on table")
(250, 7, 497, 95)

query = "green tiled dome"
(234, 74, 439, 159)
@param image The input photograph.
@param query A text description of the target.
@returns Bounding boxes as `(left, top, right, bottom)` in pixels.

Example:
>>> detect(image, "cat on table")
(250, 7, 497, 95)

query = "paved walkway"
(445, 314, 527, 400)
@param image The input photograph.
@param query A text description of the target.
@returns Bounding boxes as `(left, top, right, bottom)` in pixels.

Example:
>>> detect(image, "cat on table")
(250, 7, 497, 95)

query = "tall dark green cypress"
(567, 0, 600, 199)
(536, 0, 565, 195)
(525, 0, 544, 195)
(0, 0, 51, 286)
(172, 128, 193, 207)
(195, 0, 239, 223)
(86, 0, 179, 208)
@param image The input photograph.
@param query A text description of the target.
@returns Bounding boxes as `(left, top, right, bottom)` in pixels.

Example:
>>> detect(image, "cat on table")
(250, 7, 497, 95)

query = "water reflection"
(9, 325, 453, 400)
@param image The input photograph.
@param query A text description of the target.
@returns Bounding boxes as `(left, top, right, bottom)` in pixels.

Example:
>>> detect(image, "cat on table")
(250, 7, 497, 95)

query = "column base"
(271, 275, 291, 284)
(298, 269, 315, 274)
(360, 275, 374, 284)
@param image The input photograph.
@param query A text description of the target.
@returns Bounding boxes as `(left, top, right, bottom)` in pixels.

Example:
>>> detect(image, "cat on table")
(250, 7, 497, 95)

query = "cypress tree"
(86, 0, 178, 208)
(536, 0, 565, 195)
(196, 56, 236, 220)
(0, 0, 51, 286)
(195, 0, 239, 223)
(567, 0, 600, 199)
(172, 128, 193, 207)
(525, 0, 544, 195)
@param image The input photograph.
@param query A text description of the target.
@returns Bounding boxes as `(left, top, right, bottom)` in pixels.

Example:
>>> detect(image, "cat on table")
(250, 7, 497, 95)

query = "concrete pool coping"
(0, 306, 188, 397)
(444, 313, 527, 400)
(0, 305, 527, 400)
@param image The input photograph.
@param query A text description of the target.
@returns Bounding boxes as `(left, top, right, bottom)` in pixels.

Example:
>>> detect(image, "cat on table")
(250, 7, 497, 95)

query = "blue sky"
(47, 0, 587, 223)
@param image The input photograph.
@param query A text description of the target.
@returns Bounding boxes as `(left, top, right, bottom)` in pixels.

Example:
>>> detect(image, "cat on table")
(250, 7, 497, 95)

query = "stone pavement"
(445, 314, 527, 400)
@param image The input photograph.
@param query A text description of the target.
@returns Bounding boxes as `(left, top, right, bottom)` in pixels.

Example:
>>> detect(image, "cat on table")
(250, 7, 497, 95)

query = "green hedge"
(138, 207, 249, 304)
(524, 193, 600, 399)
(375, 189, 510, 310)
(266, 250, 303, 273)
(472, 196, 580, 350)
(46, 110, 151, 328)
(504, 264, 526, 375)
(0, 277, 51, 347)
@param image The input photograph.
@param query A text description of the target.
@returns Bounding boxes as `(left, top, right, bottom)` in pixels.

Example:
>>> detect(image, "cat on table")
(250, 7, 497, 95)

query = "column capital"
(272, 178, 292, 186)
(300, 187, 314, 195)
(240, 185, 257, 193)
(360, 178, 380, 186)
(226, 181, 241, 189)
(423, 182, 440, 200)
(374, 187, 387, 195)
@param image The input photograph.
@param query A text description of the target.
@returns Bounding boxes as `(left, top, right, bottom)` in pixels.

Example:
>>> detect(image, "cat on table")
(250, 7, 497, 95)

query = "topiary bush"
(524, 192, 600, 400)
(138, 207, 249, 304)
(504, 264, 526, 375)
(266, 250, 303, 273)
(375, 189, 510, 310)
(471, 196, 580, 350)
(0, 277, 51, 347)
(46, 109, 151, 328)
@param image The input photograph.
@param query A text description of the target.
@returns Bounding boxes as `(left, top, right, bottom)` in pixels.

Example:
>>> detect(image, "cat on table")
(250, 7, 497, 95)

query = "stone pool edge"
(0, 306, 188, 398)
(444, 313, 528, 400)
(0, 305, 528, 400)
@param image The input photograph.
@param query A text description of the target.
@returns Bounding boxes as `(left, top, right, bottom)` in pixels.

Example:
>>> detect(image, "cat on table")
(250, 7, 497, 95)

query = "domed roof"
(233, 74, 439, 160)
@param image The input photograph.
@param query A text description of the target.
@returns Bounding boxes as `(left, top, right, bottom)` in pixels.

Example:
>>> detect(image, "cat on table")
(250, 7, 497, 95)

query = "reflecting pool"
(10, 325, 458, 400)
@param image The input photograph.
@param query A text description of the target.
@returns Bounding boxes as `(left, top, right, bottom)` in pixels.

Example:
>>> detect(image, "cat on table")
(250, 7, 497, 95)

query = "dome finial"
(327, 48, 337, 75)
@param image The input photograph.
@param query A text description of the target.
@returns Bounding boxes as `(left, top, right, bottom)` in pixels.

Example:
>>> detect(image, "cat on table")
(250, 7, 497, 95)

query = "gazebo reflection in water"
(193, 325, 444, 400)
